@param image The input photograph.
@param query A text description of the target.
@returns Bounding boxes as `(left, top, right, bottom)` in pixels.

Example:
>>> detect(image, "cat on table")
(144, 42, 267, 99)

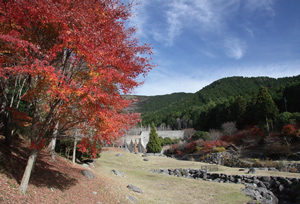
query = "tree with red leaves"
(281, 124, 295, 137)
(0, 0, 154, 194)
(281, 124, 296, 146)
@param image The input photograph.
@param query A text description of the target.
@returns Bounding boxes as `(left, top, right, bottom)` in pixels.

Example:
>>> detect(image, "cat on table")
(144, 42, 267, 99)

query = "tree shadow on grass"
(0, 136, 80, 192)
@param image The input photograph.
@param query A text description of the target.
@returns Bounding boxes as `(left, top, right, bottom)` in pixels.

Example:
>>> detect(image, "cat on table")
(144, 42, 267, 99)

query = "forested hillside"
(135, 75, 300, 131)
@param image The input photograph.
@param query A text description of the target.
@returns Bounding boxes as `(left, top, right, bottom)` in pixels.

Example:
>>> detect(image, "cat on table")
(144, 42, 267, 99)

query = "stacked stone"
(150, 168, 300, 203)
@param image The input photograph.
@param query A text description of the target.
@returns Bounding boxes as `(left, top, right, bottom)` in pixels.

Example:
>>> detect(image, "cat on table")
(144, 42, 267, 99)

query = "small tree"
(222, 121, 237, 136)
(281, 124, 296, 146)
(147, 122, 162, 153)
(209, 129, 222, 141)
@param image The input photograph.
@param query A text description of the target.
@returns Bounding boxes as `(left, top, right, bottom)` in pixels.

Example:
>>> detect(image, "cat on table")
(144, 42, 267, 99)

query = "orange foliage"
(29, 139, 47, 150)
(7, 107, 32, 127)
(281, 124, 296, 137)
(250, 126, 265, 138)
(185, 140, 197, 153)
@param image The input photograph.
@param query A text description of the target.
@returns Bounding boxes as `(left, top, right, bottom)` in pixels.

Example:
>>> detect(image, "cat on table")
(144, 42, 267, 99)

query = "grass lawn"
(95, 148, 253, 204)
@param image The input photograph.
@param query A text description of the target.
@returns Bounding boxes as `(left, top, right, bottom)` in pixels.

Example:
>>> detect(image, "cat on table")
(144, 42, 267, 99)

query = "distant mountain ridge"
(195, 76, 300, 104)
(127, 75, 300, 127)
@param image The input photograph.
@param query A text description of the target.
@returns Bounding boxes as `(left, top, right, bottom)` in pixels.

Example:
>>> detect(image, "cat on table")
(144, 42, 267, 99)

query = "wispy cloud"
(224, 37, 247, 60)
(130, 0, 276, 60)
(244, 0, 275, 16)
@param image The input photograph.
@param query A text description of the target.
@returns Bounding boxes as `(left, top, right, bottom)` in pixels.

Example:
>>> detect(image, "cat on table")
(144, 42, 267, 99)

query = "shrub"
(191, 131, 210, 141)
(281, 124, 296, 137)
(196, 146, 203, 152)
(264, 159, 277, 168)
(277, 161, 288, 172)
(220, 135, 231, 143)
(221, 121, 237, 136)
(250, 126, 265, 138)
(289, 167, 299, 173)
(163, 137, 174, 145)
(265, 142, 291, 159)
(209, 129, 222, 141)
(165, 144, 178, 154)
(231, 133, 247, 146)
(185, 141, 197, 153)
(252, 158, 263, 167)
(213, 146, 226, 153)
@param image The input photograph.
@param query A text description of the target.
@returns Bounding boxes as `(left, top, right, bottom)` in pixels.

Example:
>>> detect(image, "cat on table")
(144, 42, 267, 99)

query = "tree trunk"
(72, 138, 78, 164)
(48, 122, 59, 161)
(0, 78, 8, 139)
(0, 78, 8, 116)
(19, 149, 40, 194)
(48, 137, 57, 161)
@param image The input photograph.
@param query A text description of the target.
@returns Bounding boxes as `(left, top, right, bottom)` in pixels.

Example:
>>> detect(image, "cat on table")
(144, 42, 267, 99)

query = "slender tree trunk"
(48, 137, 57, 161)
(72, 137, 78, 164)
(48, 122, 59, 161)
(0, 78, 14, 147)
(19, 149, 40, 194)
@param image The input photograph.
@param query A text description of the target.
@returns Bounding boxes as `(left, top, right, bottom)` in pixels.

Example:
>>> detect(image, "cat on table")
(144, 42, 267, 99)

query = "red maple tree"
(281, 124, 296, 137)
(0, 0, 154, 194)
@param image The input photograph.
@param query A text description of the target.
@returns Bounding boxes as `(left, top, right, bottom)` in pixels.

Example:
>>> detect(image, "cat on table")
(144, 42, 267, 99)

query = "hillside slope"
(135, 75, 300, 127)
(0, 136, 130, 204)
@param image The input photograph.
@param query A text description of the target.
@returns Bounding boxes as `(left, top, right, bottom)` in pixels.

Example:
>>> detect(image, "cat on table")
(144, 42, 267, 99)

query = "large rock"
(159, 169, 169, 175)
(260, 176, 271, 183)
(248, 168, 256, 174)
(81, 170, 95, 179)
(111, 169, 124, 177)
(127, 184, 143, 194)
(242, 185, 278, 204)
(173, 169, 182, 177)
(82, 163, 90, 169)
(126, 195, 137, 203)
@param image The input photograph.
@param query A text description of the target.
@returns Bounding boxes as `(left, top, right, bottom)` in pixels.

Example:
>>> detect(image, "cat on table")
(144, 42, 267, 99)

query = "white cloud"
(224, 38, 247, 60)
(244, 0, 275, 16)
(129, 0, 276, 60)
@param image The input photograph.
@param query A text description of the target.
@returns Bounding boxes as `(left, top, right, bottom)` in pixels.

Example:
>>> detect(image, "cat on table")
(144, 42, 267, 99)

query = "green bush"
(191, 131, 210, 141)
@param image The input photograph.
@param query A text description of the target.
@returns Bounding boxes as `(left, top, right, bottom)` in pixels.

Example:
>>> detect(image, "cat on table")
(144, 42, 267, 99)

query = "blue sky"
(127, 0, 300, 96)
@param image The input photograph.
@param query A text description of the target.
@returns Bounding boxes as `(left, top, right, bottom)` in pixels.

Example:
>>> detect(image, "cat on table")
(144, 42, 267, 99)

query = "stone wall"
(172, 153, 300, 173)
(140, 130, 184, 145)
(150, 168, 300, 203)
(121, 130, 185, 153)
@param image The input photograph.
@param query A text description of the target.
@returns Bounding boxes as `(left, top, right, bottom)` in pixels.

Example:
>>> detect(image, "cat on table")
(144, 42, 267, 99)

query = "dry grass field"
(95, 148, 254, 204)
(2, 137, 299, 204)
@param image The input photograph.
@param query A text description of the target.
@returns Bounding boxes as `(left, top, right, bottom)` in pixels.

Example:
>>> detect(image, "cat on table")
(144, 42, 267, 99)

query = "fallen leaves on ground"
(0, 136, 130, 204)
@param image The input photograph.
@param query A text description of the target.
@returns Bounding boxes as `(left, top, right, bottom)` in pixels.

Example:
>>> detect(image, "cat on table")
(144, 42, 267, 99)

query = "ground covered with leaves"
(0, 136, 130, 204)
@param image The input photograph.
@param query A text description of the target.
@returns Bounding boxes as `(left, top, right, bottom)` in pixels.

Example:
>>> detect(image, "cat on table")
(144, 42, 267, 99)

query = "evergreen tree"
(231, 95, 247, 128)
(253, 86, 279, 124)
(146, 122, 162, 153)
